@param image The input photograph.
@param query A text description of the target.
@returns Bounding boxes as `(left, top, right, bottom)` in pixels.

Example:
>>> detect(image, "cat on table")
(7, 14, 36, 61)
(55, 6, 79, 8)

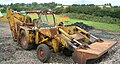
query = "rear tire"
(37, 44, 51, 62)
(20, 30, 34, 50)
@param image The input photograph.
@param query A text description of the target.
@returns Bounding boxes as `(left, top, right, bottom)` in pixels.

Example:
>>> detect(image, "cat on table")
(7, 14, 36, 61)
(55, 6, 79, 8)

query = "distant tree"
(53, 6, 64, 14)
(43, 2, 57, 9)
(81, 4, 86, 6)
(114, 6, 119, 8)
(108, 3, 112, 6)
(72, 4, 80, 6)
(32, 2, 38, 7)
(87, 4, 95, 6)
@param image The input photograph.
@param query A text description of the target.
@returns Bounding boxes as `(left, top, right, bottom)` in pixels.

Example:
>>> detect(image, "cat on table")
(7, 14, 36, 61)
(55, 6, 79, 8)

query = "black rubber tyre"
(37, 44, 51, 63)
(20, 30, 34, 50)
(63, 47, 73, 57)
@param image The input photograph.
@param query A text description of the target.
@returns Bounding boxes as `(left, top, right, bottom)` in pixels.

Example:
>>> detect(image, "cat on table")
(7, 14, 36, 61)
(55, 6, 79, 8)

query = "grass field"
(2, 13, 7, 16)
(42, 14, 120, 32)
(64, 18, 120, 32)
(1, 13, 120, 32)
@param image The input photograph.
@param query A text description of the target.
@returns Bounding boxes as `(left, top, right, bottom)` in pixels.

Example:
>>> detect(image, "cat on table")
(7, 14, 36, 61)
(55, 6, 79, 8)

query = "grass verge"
(64, 18, 120, 32)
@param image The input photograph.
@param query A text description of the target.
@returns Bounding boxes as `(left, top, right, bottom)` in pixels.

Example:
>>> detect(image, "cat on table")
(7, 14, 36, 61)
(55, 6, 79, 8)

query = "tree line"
(0, 2, 120, 20)
(55, 4, 120, 19)
(0, 2, 60, 12)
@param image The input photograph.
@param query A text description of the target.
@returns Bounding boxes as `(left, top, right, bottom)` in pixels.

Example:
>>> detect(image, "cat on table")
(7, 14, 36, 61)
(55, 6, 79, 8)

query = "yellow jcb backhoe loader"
(6, 7, 117, 64)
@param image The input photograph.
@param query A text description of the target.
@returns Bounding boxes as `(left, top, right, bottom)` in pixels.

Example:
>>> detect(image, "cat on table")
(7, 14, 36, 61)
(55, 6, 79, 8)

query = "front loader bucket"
(72, 39, 117, 64)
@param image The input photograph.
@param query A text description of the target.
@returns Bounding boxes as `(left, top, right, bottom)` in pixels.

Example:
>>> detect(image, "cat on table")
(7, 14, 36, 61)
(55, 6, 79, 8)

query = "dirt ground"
(0, 22, 120, 64)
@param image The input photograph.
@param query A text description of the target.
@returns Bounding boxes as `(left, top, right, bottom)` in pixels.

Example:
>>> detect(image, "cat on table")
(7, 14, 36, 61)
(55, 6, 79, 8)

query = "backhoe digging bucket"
(72, 39, 117, 64)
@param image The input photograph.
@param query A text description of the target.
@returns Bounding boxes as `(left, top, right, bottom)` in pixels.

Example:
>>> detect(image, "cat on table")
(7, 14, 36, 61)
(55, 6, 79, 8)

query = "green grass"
(2, 13, 6, 16)
(28, 14, 61, 23)
(64, 18, 120, 32)
(28, 14, 38, 19)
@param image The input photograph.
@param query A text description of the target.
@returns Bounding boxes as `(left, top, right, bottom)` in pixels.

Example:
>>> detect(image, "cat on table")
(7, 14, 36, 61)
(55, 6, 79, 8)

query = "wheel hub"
(39, 49, 44, 57)
(22, 35, 26, 45)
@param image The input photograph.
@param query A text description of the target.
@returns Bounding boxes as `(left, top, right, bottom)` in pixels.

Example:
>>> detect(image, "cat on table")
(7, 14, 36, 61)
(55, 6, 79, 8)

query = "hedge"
(64, 13, 120, 25)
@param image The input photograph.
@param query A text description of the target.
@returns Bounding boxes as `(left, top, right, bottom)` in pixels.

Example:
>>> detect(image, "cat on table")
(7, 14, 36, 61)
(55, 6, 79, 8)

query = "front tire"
(37, 44, 51, 62)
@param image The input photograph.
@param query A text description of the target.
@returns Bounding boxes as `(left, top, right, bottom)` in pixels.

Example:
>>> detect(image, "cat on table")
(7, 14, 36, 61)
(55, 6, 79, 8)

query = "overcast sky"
(0, 0, 120, 6)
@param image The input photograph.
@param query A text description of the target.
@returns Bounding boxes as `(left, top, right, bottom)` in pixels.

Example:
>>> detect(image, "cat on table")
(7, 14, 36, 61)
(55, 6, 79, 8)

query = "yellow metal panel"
(35, 31, 39, 44)
(76, 27, 88, 34)
(51, 39, 58, 52)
